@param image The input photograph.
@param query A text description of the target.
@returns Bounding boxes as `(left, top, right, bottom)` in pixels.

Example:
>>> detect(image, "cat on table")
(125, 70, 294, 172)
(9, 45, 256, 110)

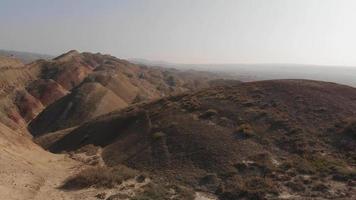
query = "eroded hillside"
(0, 50, 221, 134)
(0, 51, 226, 200)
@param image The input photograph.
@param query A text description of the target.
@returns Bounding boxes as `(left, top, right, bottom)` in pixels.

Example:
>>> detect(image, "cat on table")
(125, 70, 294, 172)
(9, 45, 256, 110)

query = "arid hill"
(27, 51, 221, 136)
(44, 80, 356, 199)
(29, 82, 128, 135)
(0, 50, 226, 200)
(0, 50, 221, 134)
(0, 56, 40, 132)
(3, 50, 355, 200)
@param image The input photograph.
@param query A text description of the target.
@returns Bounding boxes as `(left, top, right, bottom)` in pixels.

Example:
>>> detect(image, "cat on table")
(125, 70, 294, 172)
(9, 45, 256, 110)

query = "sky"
(1, 0, 356, 66)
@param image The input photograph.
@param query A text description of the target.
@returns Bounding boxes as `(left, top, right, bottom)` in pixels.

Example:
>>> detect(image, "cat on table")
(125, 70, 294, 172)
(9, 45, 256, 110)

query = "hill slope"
(0, 50, 221, 134)
(0, 122, 78, 200)
(48, 80, 356, 199)
(29, 82, 128, 135)
(27, 51, 221, 135)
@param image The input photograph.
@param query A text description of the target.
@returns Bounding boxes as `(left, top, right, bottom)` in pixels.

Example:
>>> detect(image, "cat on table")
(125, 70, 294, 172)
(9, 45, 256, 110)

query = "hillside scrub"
(60, 165, 137, 190)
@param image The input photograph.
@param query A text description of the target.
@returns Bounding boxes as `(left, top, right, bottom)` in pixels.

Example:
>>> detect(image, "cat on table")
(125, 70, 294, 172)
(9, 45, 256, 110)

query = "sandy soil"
(0, 122, 77, 200)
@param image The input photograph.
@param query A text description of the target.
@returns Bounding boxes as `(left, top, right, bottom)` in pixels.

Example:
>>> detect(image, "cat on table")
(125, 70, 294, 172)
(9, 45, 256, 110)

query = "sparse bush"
(61, 165, 137, 190)
(166, 75, 177, 87)
(199, 109, 218, 119)
(218, 176, 277, 200)
(244, 176, 278, 195)
(171, 185, 195, 200)
(131, 183, 195, 200)
(136, 174, 146, 183)
(130, 183, 170, 200)
(336, 119, 356, 150)
(332, 166, 356, 181)
(285, 180, 305, 192)
(199, 173, 221, 191)
(309, 157, 346, 174)
(152, 132, 166, 140)
(107, 193, 130, 200)
(311, 182, 329, 192)
(282, 155, 350, 176)
(95, 192, 106, 199)
(181, 97, 201, 111)
(279, 155, 315, 174)
(235, 123, 255, 139)
(74, 144, 99, 156)
(342, 119, 356, 140)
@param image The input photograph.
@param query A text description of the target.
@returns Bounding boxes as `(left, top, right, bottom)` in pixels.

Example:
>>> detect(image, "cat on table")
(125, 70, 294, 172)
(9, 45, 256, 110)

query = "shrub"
(243, 176, 278, 195)
(152, 132, 166, 140)
(171, 185, 195, 200)
(199, 109, 218, 119)
(285, 181, 305, 192)
(311, 182, 329, 192)
(61, 165, 137, 190)
(279, 155, 315, 175)
(332, 166, 356, 182)
(74, 144, 99, 156)
(131, 183, 195, 200)
(166, 75, 176, 87)
(235, 123, 255, 139)
(181, 97, 201, 111)
(218, 176, 277, 200)
(130, 183, 170, 200)
(309, 157, 346, 174)
(342, 119, 356, 140)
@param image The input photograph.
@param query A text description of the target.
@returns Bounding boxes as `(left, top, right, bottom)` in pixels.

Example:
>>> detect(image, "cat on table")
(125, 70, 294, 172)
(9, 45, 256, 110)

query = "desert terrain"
(0, 51, 355, 200)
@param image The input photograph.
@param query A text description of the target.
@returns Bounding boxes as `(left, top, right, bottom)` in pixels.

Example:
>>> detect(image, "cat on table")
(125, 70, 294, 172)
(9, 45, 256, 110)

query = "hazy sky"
(1, 0, 356, 65)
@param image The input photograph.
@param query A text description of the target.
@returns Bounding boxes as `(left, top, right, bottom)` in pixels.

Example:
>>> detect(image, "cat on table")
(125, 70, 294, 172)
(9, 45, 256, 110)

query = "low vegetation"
(44, 79, 356, 199)
(342, 118, 356, 139)
(60, 165, 138, 190)
(152, 132, 166, 140)
(130, 183, 170, 200)
(234, 123, 255, 139)
(130, 183, 195, 200)
(218, 176, 277, 200)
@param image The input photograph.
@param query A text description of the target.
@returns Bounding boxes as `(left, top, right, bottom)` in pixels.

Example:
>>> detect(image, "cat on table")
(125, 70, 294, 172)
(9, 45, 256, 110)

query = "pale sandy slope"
(0, 122, 218, 200)
(0, 122, 110, 200)
(0, 122, 79, 200)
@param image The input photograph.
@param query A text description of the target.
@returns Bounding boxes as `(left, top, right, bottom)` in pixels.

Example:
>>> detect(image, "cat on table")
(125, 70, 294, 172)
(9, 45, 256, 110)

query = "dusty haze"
(1, 0, 356, 66)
